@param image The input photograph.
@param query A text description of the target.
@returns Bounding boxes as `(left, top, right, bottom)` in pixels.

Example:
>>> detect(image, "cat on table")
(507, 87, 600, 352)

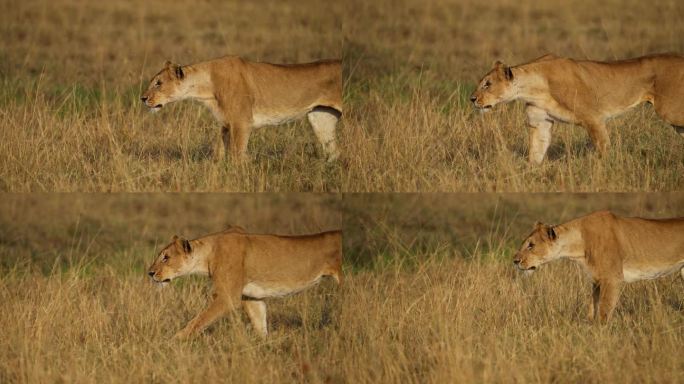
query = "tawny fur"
(471, 53, 684, 163)
(141, 56, 342, 161)
(147, 228, 343, 339)
(513, 211, 684, 322)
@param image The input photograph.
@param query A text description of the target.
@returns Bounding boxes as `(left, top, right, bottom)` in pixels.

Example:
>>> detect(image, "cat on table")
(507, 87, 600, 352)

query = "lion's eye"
(155, 80, 162, 87)
(162, 255, 169, 263)
(483, 81, 491, 89)
(527, 242, 534, 250)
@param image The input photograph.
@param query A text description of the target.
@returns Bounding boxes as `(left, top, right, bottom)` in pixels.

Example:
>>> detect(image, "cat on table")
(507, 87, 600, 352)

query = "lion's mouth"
(473, 103, 493, 112)
(147, 104, 163, 112)
(162, 278, 171, 283)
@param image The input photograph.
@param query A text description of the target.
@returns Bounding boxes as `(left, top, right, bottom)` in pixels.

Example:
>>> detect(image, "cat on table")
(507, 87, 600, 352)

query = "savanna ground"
(343, 0, 684, 191)
(0, 0, 342, 192)
(2, 193, 683, 383)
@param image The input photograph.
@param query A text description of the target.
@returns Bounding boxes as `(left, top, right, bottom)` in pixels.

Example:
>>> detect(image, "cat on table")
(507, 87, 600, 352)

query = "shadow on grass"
(134, 141, 214, 162)
(270, 312, 304, 331)
(511, 138, 594, 162)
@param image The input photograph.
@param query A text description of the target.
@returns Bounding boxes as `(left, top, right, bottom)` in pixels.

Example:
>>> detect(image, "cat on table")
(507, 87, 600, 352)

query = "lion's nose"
(140, 96, 148, 102)
(148, 271, 155, 277)
(470, 96, 477, 103)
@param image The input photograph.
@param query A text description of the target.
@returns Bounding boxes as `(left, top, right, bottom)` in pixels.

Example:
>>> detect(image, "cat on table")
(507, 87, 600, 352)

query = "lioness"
(147, 228, 343, 339)
(470, 54, 684, 163)
(141, 57, 342, 161)
(513, 210, 684, 322)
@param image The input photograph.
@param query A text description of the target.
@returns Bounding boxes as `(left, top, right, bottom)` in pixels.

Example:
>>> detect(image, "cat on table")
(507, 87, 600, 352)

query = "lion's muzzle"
(470, 95, 492, 111)
(140, 96, 163, 111)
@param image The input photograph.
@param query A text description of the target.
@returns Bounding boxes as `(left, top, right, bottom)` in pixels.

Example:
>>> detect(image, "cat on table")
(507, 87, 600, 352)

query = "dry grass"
(4, 0, 683, 192)
(2, 193, 683, 383)
(0, 0, 342, 192)
(343, 0, 684, 191)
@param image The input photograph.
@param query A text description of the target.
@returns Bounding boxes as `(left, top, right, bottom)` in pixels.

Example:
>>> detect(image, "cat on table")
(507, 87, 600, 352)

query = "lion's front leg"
(174, 297, 234, 340)
(174, 284, 242, 340)
(228, 121, 251, 162)
(525, 105, 554, 164)
(217, 124, 230, 161)
(588, 282, 600, 321)
(596, 279, 622, 323)
(584, 120, 610, 156)
(215, 122, 251, 163)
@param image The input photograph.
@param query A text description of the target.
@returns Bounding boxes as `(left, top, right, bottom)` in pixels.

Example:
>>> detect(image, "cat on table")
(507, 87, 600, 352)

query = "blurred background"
(0, 193, 342, 275)
(2, 192, 682, 275)
(342, 193, 684, 268)
(1, 0, 341, 86)
(344, 0, 684, 86)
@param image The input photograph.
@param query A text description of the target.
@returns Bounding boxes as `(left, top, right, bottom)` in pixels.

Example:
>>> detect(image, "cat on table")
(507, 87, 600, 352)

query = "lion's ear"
(181, 239, 192, 253)
(163, 61, 184, 79)
(172, 235, 192, 253)
(547, 226, 557, 241)
(174, 64, 184, 80)
(504, 66, 513, 80)
(534, 221, 544, 229)
(494, 60, 513, 80)
(172, 234, 179, 241)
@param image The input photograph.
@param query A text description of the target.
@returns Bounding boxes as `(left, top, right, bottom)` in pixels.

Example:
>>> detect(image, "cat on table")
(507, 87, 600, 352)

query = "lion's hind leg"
(307, 106, 341, 161)
(673, 126, 684, 138)
(651, 91, 684, 137)
(243, 300, 268, 337)
(329, 266, 344, 286)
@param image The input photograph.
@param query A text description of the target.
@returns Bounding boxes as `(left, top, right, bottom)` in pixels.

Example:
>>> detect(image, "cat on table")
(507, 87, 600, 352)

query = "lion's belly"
(251, 110, 308, 128)
(623, 262, 684, 283)
(242, 275, 323, 299)
(602, 96, 650, 120)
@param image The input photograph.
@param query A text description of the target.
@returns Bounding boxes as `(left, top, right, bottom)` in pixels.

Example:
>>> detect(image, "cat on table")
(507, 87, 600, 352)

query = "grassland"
(343, 0, 684, 191)
(4, 0, 683, 192)
(2, 193, 683, 383)
(0, 0, 342, 192)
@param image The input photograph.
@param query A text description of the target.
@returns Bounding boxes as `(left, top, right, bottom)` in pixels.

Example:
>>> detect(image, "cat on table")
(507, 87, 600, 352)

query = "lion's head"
(140, 61, 186, 112)
(513, 222, 560, 271)
(148, 235, 194, 283)
(470, 61, 516, 111)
